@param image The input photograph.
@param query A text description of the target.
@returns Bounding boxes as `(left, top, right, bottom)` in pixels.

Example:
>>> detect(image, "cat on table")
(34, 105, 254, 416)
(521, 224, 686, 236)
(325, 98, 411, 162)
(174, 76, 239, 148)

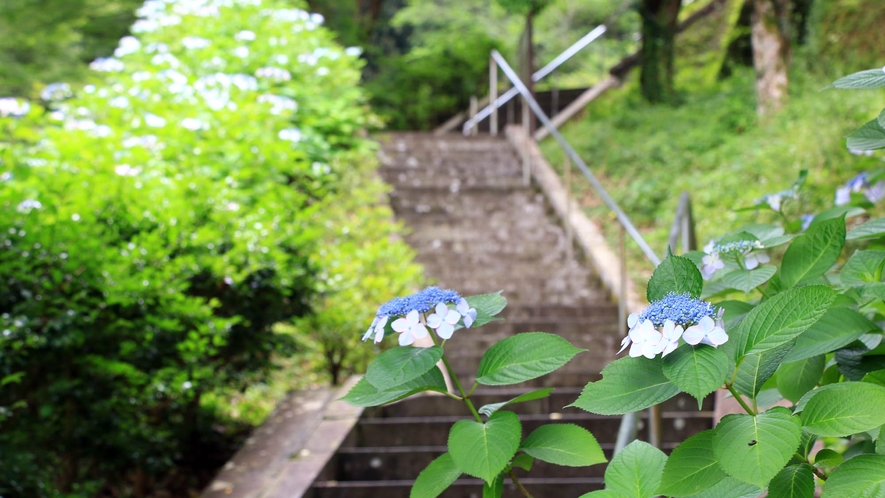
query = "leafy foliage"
(0, 1, 420, 495)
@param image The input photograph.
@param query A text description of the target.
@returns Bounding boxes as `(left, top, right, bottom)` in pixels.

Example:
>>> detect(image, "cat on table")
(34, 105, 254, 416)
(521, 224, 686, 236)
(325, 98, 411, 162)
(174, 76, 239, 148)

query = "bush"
(0, 0, 419, 495)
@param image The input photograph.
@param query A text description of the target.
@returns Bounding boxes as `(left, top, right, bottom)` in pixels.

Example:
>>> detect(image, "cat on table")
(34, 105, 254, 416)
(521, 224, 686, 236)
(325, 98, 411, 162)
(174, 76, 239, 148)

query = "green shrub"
(0, 0, 419, 495)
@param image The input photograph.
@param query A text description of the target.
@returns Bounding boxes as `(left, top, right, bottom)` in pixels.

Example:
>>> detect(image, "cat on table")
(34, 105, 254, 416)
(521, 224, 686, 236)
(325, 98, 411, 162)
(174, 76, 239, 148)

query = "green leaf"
(835, 346, 885, 381)
(735, 285, 836, 357)
(767, 464, 815, 498)
(721, 266, 777, 294)
(647, 253, 703, 302)
(879, 108, 885, 130)
(476, 333, 584, 386)
(784, 307, 877, 362)
(777, 356, 826, 403)
(482, 473, 503, 498)
(821, 454, 885, 497)
(813, 449, 843, 468)
(780, 217, 845, 289)
(657, 430, 726, 497)
(1, 372, 25, 386)
(794, 383, 841, 414)
(878, 426, 885, 455)
(734, 342, 793, 398)
(662, 345, 729, 406)
(365, 346, 444, 390)
(448, 410, 521, 485)
(811, 206, 866, 227)
(569, 356, 679, 415)
(718, 300, 756, 329)
(411, 453, 462, 498)
(801, 381, 885, 436)
(478, 388, 553, 418)
(864, 369, 885, 387)
(605, 440, 667, 498)
(577, 491, 628, 498)
(828, 68, 885, 89)
(841, 250, 885, 286)
(847, 118, 885, 151)
(712, 407, 802, 488)
(847, 218, 885, 241)
(684, 477, 761, 498)
(341, 368, 449, 407)
(467, 291, 507, 328)
(519, 424, 606, 467)
(512, 453, 534, 471)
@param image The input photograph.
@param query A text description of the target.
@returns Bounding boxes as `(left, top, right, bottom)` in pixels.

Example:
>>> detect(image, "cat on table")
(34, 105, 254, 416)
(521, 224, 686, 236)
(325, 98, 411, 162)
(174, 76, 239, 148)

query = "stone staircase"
(305, 132, 714, 498)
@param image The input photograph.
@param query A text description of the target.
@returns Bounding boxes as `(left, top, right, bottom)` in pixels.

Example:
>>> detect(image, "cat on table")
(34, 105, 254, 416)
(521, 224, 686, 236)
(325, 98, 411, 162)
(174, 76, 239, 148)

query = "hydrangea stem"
(793, 453, 828, 481)
(426, 321, 483, 423)
(508, 469, 535, 498)
(726, 384, 756, 415)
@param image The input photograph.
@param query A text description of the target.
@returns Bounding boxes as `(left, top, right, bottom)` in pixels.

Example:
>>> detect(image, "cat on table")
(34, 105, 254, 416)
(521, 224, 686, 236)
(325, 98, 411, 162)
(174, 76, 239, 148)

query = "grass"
(539, 63, 885, 288)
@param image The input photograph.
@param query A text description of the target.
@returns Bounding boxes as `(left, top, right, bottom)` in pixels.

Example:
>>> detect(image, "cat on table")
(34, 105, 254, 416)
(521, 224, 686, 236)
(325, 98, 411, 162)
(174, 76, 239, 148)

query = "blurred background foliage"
(0, 0, 422, 496)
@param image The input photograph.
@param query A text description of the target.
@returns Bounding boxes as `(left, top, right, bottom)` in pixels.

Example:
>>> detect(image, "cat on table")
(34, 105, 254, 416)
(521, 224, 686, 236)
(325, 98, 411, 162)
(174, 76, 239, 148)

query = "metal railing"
(462, 25, 607, 135)
(488, 49, 698, 455)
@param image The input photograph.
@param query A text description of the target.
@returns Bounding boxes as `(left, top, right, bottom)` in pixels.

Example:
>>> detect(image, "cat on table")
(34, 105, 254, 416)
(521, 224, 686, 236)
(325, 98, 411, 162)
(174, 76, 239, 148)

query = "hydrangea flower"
(701, 239, 768, 279)
(619, 294, 726, 359)
(683, 316, 728, 346)
(835, 172, 885, 206)
(362, 287, 472, 344)
(701, 251, 724, 280)
(427, 303, 460, 339)
(392, 310, 428, 346)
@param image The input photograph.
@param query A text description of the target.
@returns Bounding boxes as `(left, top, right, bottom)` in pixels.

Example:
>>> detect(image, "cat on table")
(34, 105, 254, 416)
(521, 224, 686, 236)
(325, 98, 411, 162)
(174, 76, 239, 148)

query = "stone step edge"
(310, 476, 605, 488)
(356, 411, 716, 426)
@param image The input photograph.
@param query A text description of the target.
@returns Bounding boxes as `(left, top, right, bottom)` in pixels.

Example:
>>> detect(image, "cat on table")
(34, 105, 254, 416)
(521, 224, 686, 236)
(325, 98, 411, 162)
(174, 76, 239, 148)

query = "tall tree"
(751, 0, 791, 116)
(638, 0, 682, 104)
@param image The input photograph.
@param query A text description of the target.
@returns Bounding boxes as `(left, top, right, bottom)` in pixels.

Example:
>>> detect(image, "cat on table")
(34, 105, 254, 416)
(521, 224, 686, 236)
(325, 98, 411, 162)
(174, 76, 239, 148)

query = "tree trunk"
(639, 0, 682, 104)
(519, 10, 536, 134)
(751, 0, 791, 117)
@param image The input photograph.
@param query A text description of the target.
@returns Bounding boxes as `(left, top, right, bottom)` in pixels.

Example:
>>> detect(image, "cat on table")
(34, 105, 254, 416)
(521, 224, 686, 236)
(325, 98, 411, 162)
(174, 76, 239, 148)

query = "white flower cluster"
(0, 98, 31, 117)
(618, 294, 728, 359)
(701, 239, 769, 280)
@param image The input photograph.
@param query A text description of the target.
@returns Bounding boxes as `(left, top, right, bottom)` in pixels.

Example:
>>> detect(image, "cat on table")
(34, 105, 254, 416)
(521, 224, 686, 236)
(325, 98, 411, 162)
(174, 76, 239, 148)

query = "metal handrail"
(489, 50, 701, 456)
(463, 25, 607, 135)
(490, 50, 660, 265)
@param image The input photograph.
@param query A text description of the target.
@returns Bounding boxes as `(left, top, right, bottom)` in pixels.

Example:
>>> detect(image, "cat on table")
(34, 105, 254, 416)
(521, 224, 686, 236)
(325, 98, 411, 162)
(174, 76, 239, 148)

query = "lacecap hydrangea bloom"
(701, 239, 769, 280)
(618, 293, 727, 359)
(363, 287, 477, 346)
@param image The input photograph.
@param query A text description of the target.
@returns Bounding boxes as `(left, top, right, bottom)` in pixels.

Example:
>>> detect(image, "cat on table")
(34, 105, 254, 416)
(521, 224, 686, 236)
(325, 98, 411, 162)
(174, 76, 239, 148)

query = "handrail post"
(469, 95, 478, 137)
(490, 58, 498, 136)
(564, 155, 573, 259)
(521, 122, 530, 186)
(613, 225, 636, 454)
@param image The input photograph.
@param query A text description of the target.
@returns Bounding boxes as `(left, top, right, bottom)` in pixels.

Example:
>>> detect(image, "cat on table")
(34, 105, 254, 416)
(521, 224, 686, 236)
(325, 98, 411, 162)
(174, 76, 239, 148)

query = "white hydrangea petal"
(399, 331, 415, 346)
(434, 302, 448, 316)
(436, 322, 455, 340)
(426, 314, 443, 328)
(410, 323, 429, 339)
(682, 325, 704, 345)
(707, 327, 729, 346)
(628, 341, 644, 358)
(463, 309, 476, 328)
(457, 298, 470, 314)
(391, 316, 410, 333)
(627, 313, 639, 328)
(444, 308, 460, 325)
(618, 335, 631, 354)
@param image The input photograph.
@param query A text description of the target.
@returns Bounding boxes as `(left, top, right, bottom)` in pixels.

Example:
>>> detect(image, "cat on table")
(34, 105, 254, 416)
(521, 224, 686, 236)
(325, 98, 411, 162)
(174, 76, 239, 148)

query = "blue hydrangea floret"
(363, 286, 476, 345)
(619, 293, 727, 359)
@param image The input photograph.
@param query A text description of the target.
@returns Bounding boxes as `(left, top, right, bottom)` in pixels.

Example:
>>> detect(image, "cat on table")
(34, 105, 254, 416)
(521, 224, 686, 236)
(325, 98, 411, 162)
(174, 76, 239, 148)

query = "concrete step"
(361, 388, 712, 419)
(308, 477, 604, 498)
